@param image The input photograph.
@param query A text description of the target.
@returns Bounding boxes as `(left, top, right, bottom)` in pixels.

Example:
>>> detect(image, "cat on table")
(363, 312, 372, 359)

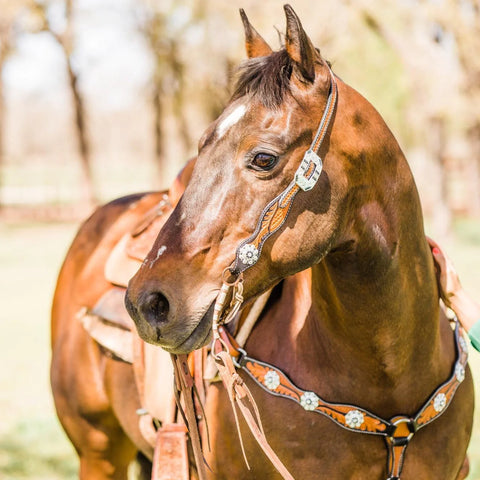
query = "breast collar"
(216, 319, 468, 479)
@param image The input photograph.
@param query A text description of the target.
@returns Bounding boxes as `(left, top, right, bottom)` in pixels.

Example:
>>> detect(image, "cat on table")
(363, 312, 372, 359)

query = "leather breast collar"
(215, 319, 468, 479)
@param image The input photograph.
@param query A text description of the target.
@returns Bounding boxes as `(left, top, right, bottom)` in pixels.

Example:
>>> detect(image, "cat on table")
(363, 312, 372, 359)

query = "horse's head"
(126, 5, 398, 353)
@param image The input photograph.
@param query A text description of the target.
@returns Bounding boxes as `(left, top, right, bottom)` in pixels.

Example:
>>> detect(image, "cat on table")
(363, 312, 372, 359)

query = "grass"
(0, 220, 79, 479)
(0, 216, 479, 479)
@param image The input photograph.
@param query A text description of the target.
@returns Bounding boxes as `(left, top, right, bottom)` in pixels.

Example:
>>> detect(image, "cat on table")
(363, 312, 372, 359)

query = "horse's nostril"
(140, 291, 170, 326)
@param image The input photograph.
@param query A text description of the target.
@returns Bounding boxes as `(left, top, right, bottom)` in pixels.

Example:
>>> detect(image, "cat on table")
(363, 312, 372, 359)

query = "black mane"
(231, 49, 293, 109)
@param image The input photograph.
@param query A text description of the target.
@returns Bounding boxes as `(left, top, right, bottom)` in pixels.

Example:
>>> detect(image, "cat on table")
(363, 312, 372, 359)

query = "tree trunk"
(0, 34, 10, 210)
(45, 0, 96, 208)
(0, 58, 5, 207)
(466, 123, 480, 216)
(429, 116, 452, 236)
(62, 46, 96, 207)
(169, 40, 191, 156)
(152, 77, 165, 176)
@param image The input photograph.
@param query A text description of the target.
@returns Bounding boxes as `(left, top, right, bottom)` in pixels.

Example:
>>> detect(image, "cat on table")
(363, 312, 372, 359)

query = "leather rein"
(173, 67, 469, 480)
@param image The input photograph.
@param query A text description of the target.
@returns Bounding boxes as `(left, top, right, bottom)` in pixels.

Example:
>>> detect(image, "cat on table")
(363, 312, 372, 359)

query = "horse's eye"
(250, 153, 278, 171)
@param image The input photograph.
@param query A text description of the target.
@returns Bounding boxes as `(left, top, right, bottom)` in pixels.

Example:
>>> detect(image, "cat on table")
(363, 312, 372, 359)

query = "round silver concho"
(433, 393, 447, 412)
(455, 363, 465, 383)
(238, 243, 259, 266)
(345, 409, 365, 429)
(263, 370, 281, 391)
(459, 336, 468, 353)
(300, 392, 319, 411)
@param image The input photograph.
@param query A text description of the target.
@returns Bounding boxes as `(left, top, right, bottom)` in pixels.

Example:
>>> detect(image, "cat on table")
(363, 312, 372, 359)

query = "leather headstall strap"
(230, 66, 338, 277)
(217, 321, 468, 480)
(171, 353, 208, 480)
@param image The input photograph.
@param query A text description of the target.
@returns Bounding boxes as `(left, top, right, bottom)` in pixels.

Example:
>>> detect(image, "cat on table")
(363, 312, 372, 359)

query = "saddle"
(78, 160, 197, 479)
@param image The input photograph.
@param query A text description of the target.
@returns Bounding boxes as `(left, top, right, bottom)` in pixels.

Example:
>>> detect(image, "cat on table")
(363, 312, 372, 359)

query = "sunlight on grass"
(0, 416, 78, 480)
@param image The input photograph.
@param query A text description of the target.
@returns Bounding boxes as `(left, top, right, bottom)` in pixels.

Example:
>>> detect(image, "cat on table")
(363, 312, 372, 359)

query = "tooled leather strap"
(171, 354, 208, 480)
(219, 322, 468, 479)
(231, 67, 338, 275)
(214, 348, 295, 480)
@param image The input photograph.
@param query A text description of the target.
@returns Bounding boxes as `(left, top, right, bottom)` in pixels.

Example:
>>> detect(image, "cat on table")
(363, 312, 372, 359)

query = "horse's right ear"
(240, 9, 273, 58)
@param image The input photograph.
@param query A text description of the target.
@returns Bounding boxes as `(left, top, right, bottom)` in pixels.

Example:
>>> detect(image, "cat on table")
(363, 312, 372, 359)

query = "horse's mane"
(231, 49, 293, 109)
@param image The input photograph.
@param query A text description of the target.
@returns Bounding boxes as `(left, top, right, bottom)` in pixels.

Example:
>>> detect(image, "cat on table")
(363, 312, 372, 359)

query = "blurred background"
(0, 0, 479, 478)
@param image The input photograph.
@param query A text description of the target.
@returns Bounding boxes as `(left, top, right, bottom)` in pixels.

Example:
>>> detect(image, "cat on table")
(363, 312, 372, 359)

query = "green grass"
(0, 220, 79, 479)
(0, 217, 479, 478)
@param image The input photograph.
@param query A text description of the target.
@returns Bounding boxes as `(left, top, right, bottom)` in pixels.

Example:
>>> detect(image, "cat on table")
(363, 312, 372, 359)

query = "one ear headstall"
(231, 67, 338, 276)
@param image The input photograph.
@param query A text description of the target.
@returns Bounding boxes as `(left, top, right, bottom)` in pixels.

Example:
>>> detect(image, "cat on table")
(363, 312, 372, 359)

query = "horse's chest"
(204, 370, 473, 479)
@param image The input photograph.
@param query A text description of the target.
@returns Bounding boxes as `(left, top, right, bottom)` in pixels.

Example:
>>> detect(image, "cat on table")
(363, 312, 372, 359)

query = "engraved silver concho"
(300, 391, 319, 411)
(238, 243, 259, 266)
(263, 370, 281, 391)
(345, 409, 364, 429)
(455, 363, 465, 383)
(433, 393, 447, 412)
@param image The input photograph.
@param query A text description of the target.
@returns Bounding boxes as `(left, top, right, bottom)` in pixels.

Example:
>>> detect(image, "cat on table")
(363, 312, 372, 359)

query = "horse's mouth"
(160, 301, 215, 354)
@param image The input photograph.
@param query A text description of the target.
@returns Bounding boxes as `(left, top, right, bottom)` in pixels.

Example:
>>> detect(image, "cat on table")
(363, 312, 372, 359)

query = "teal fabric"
(469, 320, 480, 352)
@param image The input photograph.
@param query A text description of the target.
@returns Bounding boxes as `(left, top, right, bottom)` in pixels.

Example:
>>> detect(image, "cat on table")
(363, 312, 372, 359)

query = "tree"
(0, 1, 23, 208)
(30, 0, 96, 207)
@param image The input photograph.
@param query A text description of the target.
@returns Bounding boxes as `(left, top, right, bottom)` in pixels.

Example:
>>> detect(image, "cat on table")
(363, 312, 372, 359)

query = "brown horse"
(125, 5, 474, 480)
(50, 158, 197, 479)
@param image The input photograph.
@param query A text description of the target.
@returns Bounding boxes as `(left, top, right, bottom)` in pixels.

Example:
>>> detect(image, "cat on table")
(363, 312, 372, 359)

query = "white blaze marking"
(217, 104, 246, 139)
(148, 245, 167, 268)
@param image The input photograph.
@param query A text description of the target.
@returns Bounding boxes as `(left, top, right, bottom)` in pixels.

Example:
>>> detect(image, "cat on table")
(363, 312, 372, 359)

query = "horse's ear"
(284, 4, 317, 83)
(240, 9, 273, 58)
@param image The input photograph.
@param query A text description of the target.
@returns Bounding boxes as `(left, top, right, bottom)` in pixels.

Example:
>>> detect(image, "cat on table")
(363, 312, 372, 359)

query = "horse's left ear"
(284, 4, 318, 83)
(240, 9, 273, 58)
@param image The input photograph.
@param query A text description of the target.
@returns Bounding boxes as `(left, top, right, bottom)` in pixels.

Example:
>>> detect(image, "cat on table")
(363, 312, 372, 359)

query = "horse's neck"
(248, 189, 455, 417)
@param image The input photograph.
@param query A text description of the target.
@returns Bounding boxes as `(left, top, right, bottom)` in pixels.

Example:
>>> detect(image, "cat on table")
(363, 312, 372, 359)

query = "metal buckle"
(295, 149, 323, 191)
(232, 347, 247, 368)
(387, 417, 417, 446)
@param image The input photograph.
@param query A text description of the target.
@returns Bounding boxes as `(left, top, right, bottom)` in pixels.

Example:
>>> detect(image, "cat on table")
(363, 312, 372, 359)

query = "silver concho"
(455, 363, 465, 383)
(294, 149, 323, 191)
(433, 393, 447, 412)
(300, 391, 319, 411)
(263, 370, 281, 391)
(238, 243, 259, 266)
(459, 336, 468, 353)
(345, 409, 364, 429)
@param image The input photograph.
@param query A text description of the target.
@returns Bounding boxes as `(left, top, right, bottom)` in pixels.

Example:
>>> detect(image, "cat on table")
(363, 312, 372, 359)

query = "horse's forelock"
(231, 49, 293, 109)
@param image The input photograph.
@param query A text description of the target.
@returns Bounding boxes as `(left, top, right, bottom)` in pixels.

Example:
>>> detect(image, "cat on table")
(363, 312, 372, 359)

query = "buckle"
(233, 347, 247, 368)
(386, 417, 417, 445)
(295, 149, 323, 191)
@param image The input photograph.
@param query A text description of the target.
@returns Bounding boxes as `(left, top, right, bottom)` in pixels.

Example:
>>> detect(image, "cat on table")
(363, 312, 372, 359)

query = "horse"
(50, 158, 196, 479)
(125, 5, 474, 479)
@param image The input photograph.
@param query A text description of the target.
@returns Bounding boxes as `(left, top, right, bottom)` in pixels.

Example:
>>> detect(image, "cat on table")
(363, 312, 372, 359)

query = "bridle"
(211, 64, 338, 347)
(231, 67, 338, 277)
